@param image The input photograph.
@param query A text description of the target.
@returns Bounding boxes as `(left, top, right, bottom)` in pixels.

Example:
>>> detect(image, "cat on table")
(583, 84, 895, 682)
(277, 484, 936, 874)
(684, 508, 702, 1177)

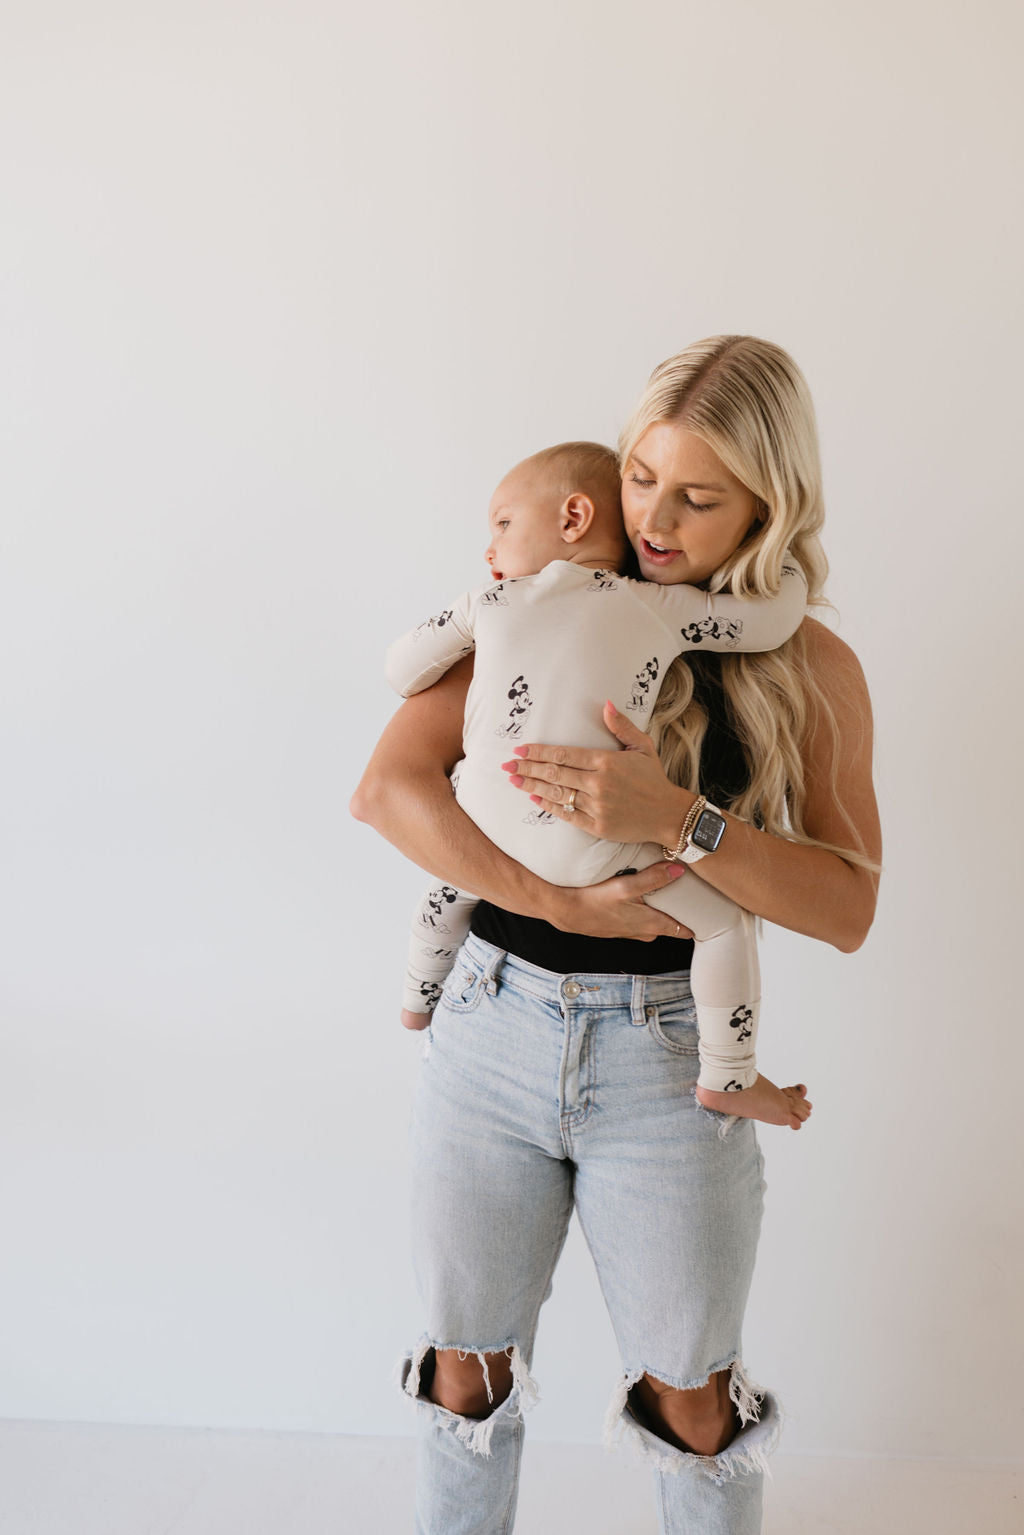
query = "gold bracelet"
(663, 795, 706, 862)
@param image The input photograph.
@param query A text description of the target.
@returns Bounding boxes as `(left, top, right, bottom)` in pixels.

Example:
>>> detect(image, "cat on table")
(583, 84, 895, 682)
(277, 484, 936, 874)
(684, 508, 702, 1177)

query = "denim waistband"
(459, 931, 693, 1015)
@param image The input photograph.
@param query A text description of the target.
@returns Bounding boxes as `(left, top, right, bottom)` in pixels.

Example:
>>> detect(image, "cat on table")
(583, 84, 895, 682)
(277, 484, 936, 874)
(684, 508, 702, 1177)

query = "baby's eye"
(496, 519, 510, 531)
(629, 473, 655, 489)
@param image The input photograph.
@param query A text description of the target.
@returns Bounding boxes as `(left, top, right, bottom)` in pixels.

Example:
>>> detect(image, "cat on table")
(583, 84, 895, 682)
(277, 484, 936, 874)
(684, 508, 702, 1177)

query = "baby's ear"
(561, 492, 595, 542)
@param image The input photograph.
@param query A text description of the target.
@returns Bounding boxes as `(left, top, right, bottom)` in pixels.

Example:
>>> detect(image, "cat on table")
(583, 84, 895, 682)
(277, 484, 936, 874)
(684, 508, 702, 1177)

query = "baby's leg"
(644, 872, 761, 1086)
(643, 868, 811, 1130)
(402, 881, 478, 1024)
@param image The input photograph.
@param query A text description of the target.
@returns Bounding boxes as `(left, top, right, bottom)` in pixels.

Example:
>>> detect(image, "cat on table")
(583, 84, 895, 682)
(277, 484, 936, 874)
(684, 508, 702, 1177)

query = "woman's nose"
(644, 496, 678, 536)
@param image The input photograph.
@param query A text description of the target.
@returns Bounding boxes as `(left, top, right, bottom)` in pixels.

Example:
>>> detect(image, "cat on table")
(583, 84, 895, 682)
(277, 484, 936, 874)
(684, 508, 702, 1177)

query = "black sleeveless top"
(470, 654, 750, 973)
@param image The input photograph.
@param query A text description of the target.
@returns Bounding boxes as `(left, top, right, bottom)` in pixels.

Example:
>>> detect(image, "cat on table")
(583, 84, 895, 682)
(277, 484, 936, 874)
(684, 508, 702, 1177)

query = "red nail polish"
(512, 746, 528, 757)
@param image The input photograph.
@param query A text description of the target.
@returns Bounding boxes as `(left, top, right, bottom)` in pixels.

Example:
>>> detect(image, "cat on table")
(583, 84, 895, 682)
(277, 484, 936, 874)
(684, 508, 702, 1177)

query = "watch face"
(692, 809, 726, 853)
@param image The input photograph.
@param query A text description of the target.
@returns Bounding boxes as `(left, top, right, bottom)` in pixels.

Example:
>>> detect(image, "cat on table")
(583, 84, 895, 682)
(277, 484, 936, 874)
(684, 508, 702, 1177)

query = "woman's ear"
(560, 493, 595, 542)
(743, 500, 768, 542)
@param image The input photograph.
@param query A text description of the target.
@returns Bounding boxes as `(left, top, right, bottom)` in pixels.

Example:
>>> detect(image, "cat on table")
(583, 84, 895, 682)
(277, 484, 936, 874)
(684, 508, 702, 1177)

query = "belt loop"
(481, 947, 506, 996)
(630, 974, 647, 1026)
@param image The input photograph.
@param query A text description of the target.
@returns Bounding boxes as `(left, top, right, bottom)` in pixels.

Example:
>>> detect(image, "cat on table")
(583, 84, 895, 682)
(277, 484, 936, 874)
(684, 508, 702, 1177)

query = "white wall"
(2, 0, 1021, 1464)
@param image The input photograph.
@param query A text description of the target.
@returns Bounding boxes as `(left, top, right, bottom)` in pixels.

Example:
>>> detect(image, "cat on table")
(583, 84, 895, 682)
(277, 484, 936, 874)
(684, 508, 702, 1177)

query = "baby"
(385, 442, 810, 1128)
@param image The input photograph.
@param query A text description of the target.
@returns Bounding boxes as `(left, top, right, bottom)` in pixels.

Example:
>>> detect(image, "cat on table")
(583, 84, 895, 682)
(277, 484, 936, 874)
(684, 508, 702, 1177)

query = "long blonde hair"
(620, 336, 871, 867)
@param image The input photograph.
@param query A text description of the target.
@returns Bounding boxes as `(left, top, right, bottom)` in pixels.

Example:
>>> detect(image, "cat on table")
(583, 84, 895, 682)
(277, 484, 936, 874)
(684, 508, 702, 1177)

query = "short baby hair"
(523, 441, 622, 520)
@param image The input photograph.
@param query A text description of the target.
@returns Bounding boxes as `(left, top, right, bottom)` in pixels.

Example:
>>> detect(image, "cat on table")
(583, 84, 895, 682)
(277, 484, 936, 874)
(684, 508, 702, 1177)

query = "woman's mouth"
(639, 537, 681, 566)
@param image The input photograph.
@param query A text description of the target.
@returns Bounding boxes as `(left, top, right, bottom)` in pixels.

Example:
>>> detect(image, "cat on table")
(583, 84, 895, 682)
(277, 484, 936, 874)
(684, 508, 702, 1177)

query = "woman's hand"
(549, 863, 695, 942)
(502, 700, 694, 848)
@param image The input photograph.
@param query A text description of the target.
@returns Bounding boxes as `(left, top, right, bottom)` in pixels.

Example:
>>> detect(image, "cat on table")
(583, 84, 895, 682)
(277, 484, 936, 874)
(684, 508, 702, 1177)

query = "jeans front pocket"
(646, 1001, 699, 1056)
(438, 956, 485, 1015)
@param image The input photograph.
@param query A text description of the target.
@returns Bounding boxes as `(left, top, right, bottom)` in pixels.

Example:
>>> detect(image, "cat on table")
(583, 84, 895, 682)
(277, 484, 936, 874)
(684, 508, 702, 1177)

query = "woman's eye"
(628, 472, 713, 510)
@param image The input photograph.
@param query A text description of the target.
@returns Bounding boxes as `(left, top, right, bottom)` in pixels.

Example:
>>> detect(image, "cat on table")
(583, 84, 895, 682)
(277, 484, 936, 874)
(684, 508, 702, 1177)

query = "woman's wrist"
(658, 785, 700, 855)
(539, 882, 576, 933)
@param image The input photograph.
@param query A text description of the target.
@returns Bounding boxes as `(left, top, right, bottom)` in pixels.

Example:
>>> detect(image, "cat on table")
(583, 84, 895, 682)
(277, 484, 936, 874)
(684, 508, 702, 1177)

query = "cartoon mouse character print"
(481, 584, 509, 606)
(587, 570, 619, 592)
(626, 657, 660, 711)
(416, 980, 444, 1011)
(523, 805, 557, 827)
(495, 675, 533, 737)
(411, 609, 455, 642)
(729, 1005, 754, 1043)
(681, 616, 743, 647)
(419, 884, 460, 932)
(414, 942, 456, 965)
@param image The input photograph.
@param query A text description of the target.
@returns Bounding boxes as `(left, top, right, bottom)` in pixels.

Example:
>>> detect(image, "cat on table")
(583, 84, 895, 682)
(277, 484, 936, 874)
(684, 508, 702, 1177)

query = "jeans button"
(563, 980, 581, 999)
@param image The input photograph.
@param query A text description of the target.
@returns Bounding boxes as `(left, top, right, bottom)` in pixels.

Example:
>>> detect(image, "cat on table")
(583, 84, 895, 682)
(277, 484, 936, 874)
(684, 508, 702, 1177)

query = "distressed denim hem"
(397, 1338, 540, 1458)
(604, 1358, 781, 1485)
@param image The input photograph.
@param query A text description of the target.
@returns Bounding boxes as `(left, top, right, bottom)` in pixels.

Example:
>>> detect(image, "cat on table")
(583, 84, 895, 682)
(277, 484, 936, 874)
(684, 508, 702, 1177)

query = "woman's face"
(621, 423, 762, 586)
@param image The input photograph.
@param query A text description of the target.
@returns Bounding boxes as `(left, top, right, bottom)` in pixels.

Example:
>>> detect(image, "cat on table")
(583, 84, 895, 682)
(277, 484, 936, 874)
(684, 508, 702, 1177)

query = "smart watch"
(679, 803, 727, 864)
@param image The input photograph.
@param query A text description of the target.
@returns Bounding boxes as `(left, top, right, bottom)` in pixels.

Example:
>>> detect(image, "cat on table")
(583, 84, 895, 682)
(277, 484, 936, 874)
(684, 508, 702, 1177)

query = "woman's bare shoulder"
(800, 615, 873, 739)
(801, 613, 862, 666)
(801, 615, 870, 690)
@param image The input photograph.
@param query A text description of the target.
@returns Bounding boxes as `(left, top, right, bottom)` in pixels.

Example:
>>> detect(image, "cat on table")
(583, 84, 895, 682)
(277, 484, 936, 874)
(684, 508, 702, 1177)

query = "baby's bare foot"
(401, 1008, 431, 1031)
(696, 1074, 812, 1130)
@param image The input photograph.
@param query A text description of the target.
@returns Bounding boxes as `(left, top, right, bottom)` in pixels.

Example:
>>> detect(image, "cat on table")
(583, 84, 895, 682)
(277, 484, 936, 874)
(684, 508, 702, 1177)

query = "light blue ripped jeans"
(400, 933, 780, 1534)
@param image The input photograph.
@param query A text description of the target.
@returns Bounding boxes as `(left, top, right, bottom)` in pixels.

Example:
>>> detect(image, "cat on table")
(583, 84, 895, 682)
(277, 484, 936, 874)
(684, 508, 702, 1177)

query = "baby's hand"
(401, 1008, 432, 1032)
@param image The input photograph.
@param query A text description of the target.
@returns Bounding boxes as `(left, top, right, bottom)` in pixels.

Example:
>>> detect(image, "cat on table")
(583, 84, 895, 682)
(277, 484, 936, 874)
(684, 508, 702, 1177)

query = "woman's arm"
(350, 654, 687, 941)
(687, 621, 880, 950)
(505, 619, 881, 953)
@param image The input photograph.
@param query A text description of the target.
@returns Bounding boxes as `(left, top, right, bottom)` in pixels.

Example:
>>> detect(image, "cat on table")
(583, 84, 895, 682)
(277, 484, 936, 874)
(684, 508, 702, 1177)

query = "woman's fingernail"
(529, 794, 542, 804)
(667, 865, 685, 878)
(605, 699, 618, 715)
(512, 746, 528, 757)
(508, 774, 524, 787)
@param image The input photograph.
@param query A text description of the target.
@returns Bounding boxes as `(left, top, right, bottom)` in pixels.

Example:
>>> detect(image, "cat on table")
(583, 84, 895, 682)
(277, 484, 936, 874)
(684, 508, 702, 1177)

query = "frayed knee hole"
(432, 1348, 515, 1414)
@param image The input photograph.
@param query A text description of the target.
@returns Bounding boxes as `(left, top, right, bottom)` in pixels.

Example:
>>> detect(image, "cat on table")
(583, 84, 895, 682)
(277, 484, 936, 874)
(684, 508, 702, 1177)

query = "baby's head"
(485, 441, 627, 581)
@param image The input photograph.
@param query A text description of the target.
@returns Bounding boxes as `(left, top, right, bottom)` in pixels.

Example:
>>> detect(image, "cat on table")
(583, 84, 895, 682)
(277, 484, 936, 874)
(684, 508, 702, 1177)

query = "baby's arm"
(636, 555, 807, 652)
(385, 586, 480, 696)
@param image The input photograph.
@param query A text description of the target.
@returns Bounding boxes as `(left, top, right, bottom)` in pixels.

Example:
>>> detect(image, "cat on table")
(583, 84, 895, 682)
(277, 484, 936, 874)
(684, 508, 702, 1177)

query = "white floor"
(0, 1420, 1019, 1535)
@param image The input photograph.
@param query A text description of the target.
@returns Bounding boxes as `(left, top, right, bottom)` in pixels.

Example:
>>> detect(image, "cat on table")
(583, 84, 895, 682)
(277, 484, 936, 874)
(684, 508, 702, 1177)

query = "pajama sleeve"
(635, 554, 808, 651)
(385, 586, 479, 696)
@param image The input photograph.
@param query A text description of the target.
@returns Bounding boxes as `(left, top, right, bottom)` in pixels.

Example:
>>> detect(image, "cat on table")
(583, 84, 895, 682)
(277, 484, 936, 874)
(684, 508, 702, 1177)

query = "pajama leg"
(403, 882, 479, 1014)
(643, 867, 761, 1091)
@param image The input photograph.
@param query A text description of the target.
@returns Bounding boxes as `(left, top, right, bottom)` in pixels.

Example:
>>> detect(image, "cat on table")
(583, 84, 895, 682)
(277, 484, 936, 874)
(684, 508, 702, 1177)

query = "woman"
(352, 336, 881, 1534)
